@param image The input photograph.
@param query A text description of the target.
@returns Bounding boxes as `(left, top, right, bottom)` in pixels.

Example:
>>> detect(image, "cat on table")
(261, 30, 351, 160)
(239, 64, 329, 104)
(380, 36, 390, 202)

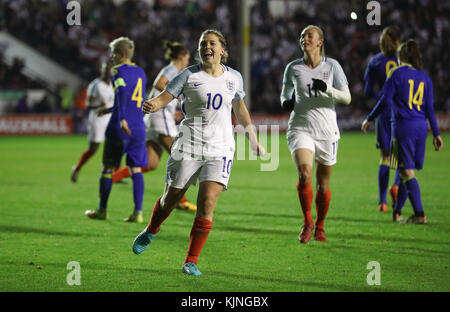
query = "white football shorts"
(145, 109, 178, 141)
(165, 152, 234, 190)
(87, 113, 110, 143)
(287, 130, 338, 166)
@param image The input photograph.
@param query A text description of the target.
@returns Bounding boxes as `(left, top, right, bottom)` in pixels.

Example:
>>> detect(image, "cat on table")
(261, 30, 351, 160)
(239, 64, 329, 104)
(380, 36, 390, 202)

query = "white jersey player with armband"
(132, 29, 264, 277)
(280, 25, 351, 244)
(71, 61, 114, 183)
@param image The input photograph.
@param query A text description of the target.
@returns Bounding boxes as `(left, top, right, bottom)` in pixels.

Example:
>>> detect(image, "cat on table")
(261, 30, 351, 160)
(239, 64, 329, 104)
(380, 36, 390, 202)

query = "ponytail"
(163, 40, 189, 61)
(379, 25, 401, 57)
(398, 39, 423, 70)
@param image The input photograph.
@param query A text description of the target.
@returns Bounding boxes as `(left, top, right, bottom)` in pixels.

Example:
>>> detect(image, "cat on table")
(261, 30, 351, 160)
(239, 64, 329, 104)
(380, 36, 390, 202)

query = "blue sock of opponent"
(378, 164, 390, 204)
(99, 171, 113, 211)
(131, 172, 144, 212)
(394, 180, 408, 214)
(405, 177, 424, 217)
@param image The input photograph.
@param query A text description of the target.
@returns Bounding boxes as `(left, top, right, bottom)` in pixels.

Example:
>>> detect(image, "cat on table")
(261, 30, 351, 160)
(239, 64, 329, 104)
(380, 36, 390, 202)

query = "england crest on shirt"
(225, 80, 235, 93)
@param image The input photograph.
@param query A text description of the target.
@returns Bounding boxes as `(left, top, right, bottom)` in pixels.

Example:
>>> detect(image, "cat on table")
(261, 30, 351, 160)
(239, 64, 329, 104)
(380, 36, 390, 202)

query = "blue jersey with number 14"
(368, 64, 440, 137)
(106, 63, 147, 140)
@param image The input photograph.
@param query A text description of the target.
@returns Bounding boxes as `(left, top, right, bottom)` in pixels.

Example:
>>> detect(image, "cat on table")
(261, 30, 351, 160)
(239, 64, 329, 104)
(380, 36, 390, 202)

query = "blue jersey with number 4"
(367, 64, 440, 137)
(106, 63, 147, 140)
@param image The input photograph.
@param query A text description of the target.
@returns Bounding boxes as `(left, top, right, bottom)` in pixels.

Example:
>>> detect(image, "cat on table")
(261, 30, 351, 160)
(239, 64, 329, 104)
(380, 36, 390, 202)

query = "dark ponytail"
(398, 39, 423, 70)
(163, 40, 188, 61)
(379, 25, 401, 57)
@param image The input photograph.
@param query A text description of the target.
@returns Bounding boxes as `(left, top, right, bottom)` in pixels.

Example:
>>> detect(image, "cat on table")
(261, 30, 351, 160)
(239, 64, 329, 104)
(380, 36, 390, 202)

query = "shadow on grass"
(338, 232, 450, 247)
(206, 270, 392, 292)
(0, 224, 89, 237)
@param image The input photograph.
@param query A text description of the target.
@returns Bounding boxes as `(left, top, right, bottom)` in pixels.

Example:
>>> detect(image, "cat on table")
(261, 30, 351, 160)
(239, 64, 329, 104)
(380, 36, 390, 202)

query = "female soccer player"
(71, 61, 114, 182)
(85, 37, 148, 223)
(363, 26, 401, 212)
(362, 39, 443, 223)
(280, 25, 351, 244)
(132, 29, 265, 275)
(112, 41, 196, 211)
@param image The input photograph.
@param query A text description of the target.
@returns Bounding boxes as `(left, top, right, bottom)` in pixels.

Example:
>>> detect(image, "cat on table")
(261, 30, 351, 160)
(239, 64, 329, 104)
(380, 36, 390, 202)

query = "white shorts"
(87, 113, 110, 143)
(287, 130, 338, 166)
(145, 108, 178, 141)
(165, 152, 234, 190)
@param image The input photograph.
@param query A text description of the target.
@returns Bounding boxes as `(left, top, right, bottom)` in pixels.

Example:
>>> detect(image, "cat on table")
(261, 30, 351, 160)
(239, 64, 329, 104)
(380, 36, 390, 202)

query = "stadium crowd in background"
(1, 0, 449, 116)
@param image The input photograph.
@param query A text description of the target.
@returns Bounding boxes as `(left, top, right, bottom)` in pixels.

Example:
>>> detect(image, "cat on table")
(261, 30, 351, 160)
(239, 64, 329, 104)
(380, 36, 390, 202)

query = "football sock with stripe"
(405, 177, 424, 215)
(297, 180, 313, 225)
(98, 171, 112, 211)
(147, 197, 172, 235)
(378, 164, 390, 204)
(131, 172, 144, 212)
(315, 188, 331, 229)
(185, 217, 213, 265)
(394, 180, 408, 213)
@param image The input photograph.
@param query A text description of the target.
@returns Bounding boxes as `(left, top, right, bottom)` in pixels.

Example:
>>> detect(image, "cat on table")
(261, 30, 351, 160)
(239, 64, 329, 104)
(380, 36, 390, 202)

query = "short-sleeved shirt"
(87, 78, 114, 126)
(147, 63, 180, 127)
(280, 56, 348, 141)
(165, 63, 245, 158)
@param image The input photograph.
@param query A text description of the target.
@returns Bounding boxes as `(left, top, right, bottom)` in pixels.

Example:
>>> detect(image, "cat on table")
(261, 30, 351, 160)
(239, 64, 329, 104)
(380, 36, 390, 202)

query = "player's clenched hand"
(433, 135, 443, 151)
(361, 119, 371, 134)
(143, 99, 160, 114)
(311, 79, 327, 92)
(120, 119, 132, 136)
(251, 142, 266, 157)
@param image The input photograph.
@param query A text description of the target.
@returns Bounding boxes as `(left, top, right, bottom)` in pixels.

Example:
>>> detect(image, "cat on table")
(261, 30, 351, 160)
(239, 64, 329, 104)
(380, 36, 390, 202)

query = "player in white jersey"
(132, 29, 265, 276)
(71, 61, 114, 182)
(111, 41, 196, 210)
(280, 25, 351, 244)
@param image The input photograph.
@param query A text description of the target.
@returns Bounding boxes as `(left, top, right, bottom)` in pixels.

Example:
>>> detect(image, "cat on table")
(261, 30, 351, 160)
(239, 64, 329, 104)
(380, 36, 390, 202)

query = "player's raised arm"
(143, 90, 175, 114)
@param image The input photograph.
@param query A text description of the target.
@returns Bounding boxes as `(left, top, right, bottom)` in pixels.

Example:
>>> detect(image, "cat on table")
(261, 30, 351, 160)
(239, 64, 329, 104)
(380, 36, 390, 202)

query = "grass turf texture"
(0, 132, 449, 292)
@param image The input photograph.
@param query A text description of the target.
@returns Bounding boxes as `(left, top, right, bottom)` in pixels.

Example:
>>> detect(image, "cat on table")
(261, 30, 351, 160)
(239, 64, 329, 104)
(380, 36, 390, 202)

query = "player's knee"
(298, 164, 312, 182)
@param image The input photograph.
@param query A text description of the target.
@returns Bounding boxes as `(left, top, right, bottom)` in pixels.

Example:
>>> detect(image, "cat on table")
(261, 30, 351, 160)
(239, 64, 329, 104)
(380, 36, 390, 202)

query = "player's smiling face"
(300, 28, 322, 54)
(198, 33, 224, 65)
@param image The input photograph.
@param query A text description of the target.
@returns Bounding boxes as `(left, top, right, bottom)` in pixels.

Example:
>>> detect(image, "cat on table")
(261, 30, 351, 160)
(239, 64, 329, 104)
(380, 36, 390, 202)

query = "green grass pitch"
(0, 132, 449, 292)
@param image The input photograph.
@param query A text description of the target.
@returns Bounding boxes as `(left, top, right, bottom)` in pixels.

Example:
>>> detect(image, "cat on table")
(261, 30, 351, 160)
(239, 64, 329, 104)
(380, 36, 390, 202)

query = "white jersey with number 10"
(165, 64, 245, 158)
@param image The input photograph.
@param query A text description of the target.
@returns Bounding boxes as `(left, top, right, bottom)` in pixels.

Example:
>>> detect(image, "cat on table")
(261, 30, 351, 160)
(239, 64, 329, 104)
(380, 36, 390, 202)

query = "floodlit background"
(1, 0, 449, 134)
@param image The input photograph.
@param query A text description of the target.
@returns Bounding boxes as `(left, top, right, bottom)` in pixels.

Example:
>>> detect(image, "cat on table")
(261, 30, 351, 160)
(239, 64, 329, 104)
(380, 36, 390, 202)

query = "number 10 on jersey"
(206, 93, 223, 110)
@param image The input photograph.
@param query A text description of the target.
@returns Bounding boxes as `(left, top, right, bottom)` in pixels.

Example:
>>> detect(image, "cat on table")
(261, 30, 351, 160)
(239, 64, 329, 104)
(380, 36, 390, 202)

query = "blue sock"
(378, 164, 390, 204)
(131, 172, 144, 212)
(395, 181, 408, 213)
(393, 170, 400, 186)
(99, 171, 113, 211)
(405, 178, 423, 215)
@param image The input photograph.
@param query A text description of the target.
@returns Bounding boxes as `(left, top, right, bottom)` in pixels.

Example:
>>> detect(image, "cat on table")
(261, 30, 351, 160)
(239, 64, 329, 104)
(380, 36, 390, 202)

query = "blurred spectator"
(2, 0, 449, 115)
(58, 83, 74, 112)
(14, 94, 30, 113)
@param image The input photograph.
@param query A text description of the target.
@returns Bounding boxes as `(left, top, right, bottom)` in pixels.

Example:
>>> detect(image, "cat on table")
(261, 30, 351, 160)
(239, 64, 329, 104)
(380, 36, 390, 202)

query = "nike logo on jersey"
(193, 83, 203, 87)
